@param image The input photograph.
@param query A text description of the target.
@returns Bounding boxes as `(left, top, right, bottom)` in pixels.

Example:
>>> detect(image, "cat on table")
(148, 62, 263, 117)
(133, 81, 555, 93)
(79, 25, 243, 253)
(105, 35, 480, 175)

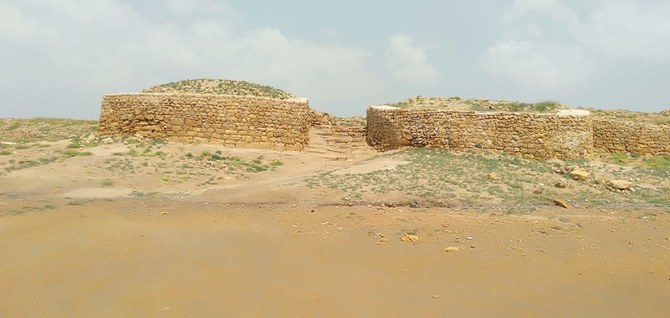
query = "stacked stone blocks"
(367, 106, 668, 159)
(593, 118, 670, 155)
(99, 93, 311, 151)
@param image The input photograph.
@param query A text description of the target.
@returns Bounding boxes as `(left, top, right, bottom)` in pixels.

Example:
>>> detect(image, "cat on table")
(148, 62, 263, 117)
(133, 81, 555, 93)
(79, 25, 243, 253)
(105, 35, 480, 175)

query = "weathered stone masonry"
(367, 106, 670, 159)
(367, 106, 575, 159)
(99, 92, 669, 158)
(99, 93, 312, 151)
(593, 118, 670, 155)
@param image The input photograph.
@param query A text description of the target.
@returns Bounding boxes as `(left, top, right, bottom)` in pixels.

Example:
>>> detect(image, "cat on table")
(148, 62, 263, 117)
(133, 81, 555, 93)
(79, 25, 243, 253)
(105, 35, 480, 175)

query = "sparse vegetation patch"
(305, 148, 670, 210)
(142, 79, 296, 99)
(386, 96, 566, 113)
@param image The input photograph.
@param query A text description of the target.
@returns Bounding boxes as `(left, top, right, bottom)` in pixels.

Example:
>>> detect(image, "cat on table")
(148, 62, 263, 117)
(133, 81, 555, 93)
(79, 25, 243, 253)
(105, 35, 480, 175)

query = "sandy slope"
(0, 122, 669, 317)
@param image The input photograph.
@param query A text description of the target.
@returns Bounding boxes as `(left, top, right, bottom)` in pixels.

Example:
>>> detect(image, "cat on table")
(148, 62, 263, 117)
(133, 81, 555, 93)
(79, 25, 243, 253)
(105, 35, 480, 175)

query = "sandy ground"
(2, 198, 670, 317)
(1, 126, 669, 317)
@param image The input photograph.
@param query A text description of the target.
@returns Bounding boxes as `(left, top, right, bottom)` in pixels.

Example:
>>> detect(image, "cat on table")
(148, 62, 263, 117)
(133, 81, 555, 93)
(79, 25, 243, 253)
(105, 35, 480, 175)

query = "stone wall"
(99, 93, 312, 151)
(593, 118, 670, 155)
(366, 106, 594, 159)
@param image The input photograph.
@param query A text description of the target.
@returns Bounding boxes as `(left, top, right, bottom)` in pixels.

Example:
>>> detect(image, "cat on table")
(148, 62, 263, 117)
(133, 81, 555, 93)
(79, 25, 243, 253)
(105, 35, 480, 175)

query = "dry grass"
(142, 79, 296, 99)
(305, 148, 670, 211)
(386, 96, 566, 113)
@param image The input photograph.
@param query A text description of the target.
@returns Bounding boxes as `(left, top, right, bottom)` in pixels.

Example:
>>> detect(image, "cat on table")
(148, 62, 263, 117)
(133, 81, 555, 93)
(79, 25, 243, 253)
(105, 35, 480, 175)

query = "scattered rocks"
(569, 169, 590, 181)
(444, 246, 461, 253)
(608, 179, 633, 191)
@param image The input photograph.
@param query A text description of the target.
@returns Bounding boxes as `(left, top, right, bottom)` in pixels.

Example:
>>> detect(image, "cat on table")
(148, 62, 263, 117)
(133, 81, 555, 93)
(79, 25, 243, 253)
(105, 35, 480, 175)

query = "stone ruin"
(99, 81, 670, 159)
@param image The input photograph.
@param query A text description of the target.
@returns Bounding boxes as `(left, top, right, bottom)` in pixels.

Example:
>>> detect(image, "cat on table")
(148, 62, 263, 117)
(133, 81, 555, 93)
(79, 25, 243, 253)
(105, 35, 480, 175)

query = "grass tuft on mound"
(142, 79, 296, 99)
(385, 96, 566, 113)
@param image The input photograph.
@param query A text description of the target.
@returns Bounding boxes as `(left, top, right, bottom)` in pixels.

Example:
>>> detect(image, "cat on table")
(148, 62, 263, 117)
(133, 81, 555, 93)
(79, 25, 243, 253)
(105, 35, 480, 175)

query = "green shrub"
(63, 149, 93, 158)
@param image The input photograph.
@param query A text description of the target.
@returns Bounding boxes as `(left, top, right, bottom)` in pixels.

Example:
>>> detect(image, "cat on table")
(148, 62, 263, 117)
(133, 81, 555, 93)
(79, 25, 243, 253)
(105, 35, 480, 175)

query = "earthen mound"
(142, 79, 296, 100)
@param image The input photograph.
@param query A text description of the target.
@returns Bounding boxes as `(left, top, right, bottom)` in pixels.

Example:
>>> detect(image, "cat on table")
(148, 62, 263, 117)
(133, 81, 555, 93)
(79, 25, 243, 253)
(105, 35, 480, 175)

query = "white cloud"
(0, 1, 41, 42)
(481, 41, 592, 90)
(387, 34, 437, 82)
(482, 0, 670, 91)
(233, 28, 384, 106)
(0, 0, 387, 117)
(503, 0, 579, 27)
(581, 1, 670, 63)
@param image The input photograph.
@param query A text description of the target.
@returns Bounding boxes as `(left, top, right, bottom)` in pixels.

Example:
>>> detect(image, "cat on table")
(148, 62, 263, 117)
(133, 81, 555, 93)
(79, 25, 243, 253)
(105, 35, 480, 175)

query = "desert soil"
(1, 119, 669, 317)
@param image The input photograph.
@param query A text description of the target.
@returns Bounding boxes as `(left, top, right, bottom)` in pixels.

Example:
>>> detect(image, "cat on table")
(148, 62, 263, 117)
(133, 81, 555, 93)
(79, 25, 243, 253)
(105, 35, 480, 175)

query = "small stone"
(409, 201, 421, 208)
(401, 234, 421, 243)
(431, 295, 440, 299)
(553, 199, 569, 209)
(378, 237, 390, 243)
(445, 246, 461, 253)
(488, 172, 500, 180)
(555, 180, 568, 189)
(608, 179, 632, 190)
(161, 211, 168, 215)
(569, 169, 590, 181)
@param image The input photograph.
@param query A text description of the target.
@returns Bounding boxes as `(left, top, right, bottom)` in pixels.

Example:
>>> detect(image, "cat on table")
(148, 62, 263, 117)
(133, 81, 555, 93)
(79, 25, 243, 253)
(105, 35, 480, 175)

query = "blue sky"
(1, 0, 669, 119)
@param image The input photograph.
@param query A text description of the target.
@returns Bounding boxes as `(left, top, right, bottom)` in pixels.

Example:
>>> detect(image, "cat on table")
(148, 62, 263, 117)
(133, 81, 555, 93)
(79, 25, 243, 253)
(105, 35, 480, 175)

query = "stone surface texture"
(593, 118, 670, 155)
(99, 93, 312, 151)
(366, 106, 594, 159)
(366, 106, 669, 159)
